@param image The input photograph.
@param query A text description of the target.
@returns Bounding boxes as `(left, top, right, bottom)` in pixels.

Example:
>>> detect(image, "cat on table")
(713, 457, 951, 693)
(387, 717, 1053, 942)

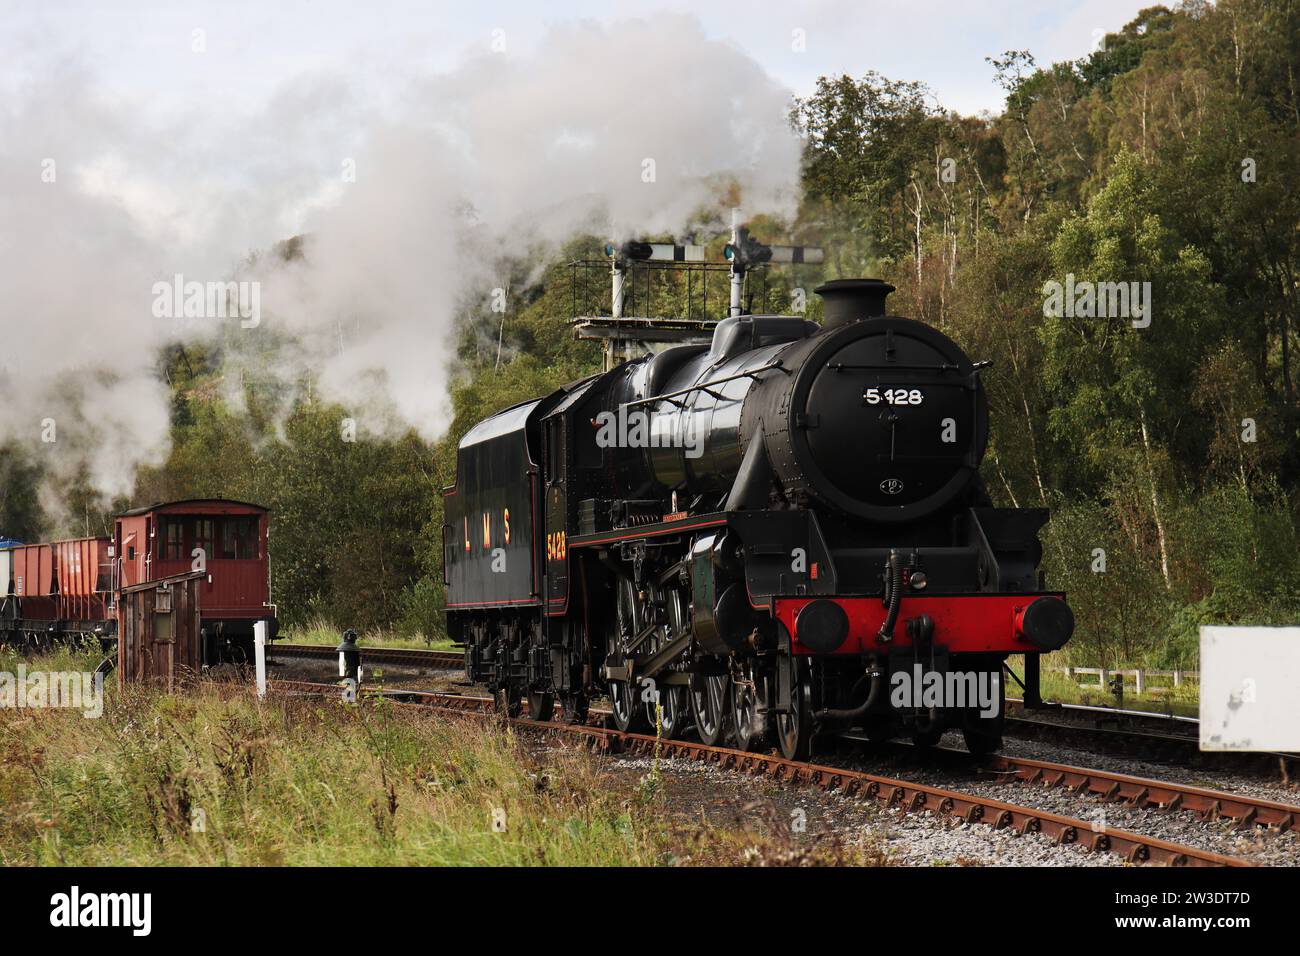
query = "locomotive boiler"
(443, 278, 1073, 759)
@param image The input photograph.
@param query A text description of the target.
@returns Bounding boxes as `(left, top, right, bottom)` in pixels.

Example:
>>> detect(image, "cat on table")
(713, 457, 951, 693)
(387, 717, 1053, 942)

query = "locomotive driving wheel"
(643, 584, 691, 739)
(608, 578, 649, 733)
(775, 656, 814, 761)
(730, 660, 765, 751)
(646, 681, 690, 738)
(690, 671, 732, 746)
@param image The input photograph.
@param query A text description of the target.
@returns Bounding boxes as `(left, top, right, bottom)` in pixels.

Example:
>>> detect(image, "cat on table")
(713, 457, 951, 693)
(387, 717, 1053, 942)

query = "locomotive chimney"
(815, 278, 895, 329)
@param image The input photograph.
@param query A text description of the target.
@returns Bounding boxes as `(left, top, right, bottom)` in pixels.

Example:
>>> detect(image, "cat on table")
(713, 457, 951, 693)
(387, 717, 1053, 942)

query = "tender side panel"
(445, 431, 538, 608)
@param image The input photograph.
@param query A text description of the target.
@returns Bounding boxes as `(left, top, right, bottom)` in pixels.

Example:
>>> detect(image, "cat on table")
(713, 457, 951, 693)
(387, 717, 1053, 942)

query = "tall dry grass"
(0, 659, 662, 864)
(0, 647, 893, 866)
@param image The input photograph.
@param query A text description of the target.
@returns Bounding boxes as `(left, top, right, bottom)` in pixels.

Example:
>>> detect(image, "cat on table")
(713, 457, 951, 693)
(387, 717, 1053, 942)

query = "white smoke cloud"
(0, 75, 175, 503)
(0, 14, 801, 511)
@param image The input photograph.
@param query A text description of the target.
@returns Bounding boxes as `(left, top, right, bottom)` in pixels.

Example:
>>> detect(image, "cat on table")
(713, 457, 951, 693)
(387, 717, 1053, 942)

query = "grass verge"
(0, 650, 886, 866)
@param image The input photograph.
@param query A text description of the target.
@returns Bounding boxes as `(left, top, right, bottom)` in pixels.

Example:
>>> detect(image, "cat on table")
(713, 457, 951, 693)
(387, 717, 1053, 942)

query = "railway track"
(269, 678, 1255, 867)
(268, 642, 461, 669)
(1004, 698, 1297, 775)
(984, 752, 1298, 830)
(868, 740, 1300, 831)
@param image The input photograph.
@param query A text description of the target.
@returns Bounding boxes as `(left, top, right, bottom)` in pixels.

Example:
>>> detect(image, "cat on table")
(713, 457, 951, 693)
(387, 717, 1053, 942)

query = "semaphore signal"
(720, 213, 824, 316)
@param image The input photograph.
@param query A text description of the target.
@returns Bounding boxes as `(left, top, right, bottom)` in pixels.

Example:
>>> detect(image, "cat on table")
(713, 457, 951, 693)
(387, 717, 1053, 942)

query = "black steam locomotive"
(443, 278, 1073, 759)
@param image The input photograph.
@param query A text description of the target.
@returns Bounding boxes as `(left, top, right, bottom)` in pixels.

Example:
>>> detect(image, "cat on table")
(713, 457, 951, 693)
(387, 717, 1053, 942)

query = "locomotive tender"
(443, 278, 1073, 758)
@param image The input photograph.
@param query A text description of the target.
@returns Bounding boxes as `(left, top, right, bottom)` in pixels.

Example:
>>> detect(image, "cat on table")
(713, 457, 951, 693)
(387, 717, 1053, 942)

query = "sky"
(4, 0, 1156, 118)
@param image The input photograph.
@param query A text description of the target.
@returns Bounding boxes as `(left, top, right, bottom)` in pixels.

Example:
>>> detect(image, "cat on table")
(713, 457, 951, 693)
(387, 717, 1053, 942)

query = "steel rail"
(1008, 697, 1198, 725)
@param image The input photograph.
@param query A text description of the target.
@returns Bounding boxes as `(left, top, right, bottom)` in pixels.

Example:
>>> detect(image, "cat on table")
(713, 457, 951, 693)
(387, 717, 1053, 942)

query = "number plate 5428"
(864, 387, 924, 406)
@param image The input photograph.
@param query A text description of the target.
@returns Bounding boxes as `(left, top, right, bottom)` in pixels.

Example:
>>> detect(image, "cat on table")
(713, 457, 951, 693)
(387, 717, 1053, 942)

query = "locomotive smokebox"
(816, 278, 896, 329)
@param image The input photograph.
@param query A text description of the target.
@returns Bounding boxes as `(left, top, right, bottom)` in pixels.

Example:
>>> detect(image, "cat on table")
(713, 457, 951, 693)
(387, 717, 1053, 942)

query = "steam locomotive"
(443, 278, 1073, 759)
